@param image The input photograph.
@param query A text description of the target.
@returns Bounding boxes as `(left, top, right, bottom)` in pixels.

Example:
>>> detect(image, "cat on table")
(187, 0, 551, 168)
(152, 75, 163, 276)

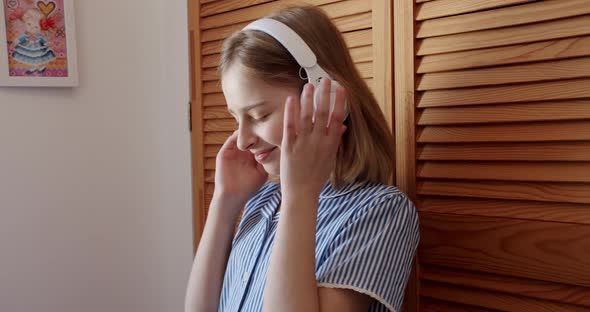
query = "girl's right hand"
(213, 131, 268, 212)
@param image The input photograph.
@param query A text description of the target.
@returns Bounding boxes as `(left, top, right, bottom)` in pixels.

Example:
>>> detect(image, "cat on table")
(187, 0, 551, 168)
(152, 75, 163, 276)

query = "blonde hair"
(220, 6, 394, 188)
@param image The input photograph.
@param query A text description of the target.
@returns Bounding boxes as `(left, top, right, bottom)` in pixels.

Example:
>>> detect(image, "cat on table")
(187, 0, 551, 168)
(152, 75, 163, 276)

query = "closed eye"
(250, 113, 270, 123)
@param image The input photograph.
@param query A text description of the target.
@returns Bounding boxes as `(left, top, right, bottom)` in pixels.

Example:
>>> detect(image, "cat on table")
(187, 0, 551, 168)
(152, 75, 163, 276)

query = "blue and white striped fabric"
(219, 180, 420, 312)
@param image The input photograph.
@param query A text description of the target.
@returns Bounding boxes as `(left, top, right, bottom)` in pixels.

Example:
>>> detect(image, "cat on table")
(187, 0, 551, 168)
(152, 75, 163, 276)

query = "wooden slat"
(200, 0, 364, 30)
(417, 78, 590, 108)
(417, 100, 590, 125)
(205, 169, 215, 183)
(417, 142, 590, 161)
(356, 61, 372, 78)
(203, 93, 226, 107)
(202, 53, 218, 69)
(201, 0, 272, 17)
(421, 266, 590, 307)
(416, 180, 590, 204)
(205, 131, 233, 144)
(203, 81, 222, 94)
(422, 298, 501, 312)
(417, 15, 590, 56)
(419, 213, 590, 287)
(343, 29, 372, 48)
(333, 11, 372, 33)
(320, 0, 371, 19)
(203, 68, 218, 81)
(204, 119, 236, 132)
(204, 106, 232, 120)
(202, 28, 372, 55)
(205, 145, 222, 157)
(202, 39, 223, 55)
(416, 0, 536, 21)
(349, 45, 373, 63)
(205, 157, 216, 170)
(417, 0, 590, 38)
(417, 161, 590, 183)
(421, 280, 589, 312)
(417, 196, 590, 225)
(202, 11, 372, 43)
(417, 57, 590, 91)
(417, 120, 590, 143)
(202, 21, 250, 43)
(417, 36, 590, 73)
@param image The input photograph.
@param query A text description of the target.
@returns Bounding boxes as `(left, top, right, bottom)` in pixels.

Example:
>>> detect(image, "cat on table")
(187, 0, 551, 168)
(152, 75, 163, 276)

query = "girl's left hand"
(280, 78, 347, 201)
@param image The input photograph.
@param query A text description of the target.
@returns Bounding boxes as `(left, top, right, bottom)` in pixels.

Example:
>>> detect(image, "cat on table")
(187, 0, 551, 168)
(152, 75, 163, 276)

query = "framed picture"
(0, 0, 77, 87)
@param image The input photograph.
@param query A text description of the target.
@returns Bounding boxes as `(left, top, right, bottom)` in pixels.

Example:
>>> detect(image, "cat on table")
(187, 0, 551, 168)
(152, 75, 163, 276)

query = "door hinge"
(188, 101, 192, 132)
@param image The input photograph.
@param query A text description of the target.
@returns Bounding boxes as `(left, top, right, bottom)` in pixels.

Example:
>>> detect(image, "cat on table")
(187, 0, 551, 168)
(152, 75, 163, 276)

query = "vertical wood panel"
(188, 2, 205, 253)
(372, 0, 394, 129)
(394, 1, 418, 311)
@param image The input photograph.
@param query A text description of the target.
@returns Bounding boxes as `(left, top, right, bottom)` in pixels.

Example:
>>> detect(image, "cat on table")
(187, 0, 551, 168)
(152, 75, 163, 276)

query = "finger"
(221, 130, 239, 151)
(314, 78, 331, 132)
(328, 86, 347, 137)
(300, 83, 315, 134)
(282, 96, 298, 149)
(217, 131, 239, 162)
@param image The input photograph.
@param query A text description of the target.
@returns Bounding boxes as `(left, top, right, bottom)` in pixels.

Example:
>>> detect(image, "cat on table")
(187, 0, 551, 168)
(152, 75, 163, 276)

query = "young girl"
(186, 6, 419, 312)
(11, 8, 56, 74)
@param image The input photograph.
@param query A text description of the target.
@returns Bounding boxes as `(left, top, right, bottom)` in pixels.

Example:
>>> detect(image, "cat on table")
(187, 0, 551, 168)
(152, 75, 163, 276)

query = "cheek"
(257, 117, 284, 146)
(270, 117, 284, 145)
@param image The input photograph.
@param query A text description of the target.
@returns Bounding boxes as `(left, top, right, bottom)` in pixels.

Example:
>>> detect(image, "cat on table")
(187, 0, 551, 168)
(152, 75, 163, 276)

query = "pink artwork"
(3, 0, 68, 77)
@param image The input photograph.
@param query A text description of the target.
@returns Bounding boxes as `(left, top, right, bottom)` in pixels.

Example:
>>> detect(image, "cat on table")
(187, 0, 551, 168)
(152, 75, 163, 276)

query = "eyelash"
(250, 113, 270, 123)
(233, 113, 270, 127)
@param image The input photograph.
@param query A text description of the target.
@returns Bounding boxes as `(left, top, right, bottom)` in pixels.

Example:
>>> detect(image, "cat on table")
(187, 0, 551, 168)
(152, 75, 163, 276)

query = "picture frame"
(0, 0, 78, 87)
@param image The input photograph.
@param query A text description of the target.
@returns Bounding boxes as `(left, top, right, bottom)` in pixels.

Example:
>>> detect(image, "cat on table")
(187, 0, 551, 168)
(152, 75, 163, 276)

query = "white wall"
(0, 1, 193, 311)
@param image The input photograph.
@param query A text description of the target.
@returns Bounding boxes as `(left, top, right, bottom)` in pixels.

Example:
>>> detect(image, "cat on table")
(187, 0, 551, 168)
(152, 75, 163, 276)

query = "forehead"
(221, 64, 274, 111)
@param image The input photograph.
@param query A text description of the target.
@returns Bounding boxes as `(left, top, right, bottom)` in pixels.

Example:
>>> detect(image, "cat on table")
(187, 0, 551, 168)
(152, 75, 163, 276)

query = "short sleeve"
(316, 192, 420, 312)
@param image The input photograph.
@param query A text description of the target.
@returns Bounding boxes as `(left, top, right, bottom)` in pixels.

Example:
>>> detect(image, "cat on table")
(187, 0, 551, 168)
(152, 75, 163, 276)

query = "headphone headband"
(242, 18, 349, 119)
(243, 18, 317, 69)
(242, 18, 334, 85)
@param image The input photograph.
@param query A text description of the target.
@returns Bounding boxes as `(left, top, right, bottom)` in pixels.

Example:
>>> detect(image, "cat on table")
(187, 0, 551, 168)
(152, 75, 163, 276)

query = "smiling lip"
(254, 147, 277, 163)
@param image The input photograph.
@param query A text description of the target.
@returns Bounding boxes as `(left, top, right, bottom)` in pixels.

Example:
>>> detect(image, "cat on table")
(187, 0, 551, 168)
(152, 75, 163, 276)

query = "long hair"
(219, 6, 394, 187)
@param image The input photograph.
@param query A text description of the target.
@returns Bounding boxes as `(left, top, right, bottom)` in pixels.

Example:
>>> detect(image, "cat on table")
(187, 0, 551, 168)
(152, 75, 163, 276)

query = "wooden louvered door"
(189, 0, 394, 253)
(395, 0, 590, 311)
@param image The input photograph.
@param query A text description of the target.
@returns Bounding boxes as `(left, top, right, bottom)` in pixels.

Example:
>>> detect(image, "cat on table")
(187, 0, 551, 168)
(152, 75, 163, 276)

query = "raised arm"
(185, 131, 268, 312)
(184, 194, 243, 312)
(263, 80, 351, 311)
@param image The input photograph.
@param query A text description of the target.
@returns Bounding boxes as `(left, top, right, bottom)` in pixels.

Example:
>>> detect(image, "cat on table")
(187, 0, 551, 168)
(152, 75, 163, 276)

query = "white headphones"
(243, 18, 349, 119)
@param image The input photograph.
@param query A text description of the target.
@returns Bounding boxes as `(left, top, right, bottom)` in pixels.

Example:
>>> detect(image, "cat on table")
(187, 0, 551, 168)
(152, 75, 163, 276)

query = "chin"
(262, 162, 280, 177)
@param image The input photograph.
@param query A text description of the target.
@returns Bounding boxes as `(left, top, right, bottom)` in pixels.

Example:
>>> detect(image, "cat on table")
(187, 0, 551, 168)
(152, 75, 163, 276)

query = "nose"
(236, 122, 257, 151)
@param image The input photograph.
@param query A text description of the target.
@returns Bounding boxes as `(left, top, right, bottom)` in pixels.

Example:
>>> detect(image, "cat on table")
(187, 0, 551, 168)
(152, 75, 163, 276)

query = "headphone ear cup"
(312, 80, 349, 120)
(330, 83, 350, 120)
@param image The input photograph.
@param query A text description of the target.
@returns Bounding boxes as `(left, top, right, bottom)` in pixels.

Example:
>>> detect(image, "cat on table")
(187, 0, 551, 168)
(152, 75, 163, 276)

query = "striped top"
(219, 180, 420, 312)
